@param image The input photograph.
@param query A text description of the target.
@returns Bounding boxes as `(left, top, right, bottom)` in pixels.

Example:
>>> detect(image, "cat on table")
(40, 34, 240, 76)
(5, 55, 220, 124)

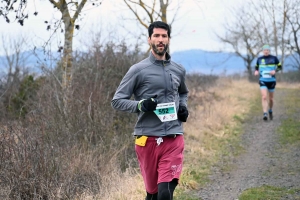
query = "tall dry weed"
(0, 42, 142, 199)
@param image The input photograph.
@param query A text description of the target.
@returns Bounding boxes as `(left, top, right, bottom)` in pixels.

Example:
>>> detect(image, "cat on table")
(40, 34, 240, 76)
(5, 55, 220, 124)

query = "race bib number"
(262, 71, 272, 78)
(153, 102, 177, 122)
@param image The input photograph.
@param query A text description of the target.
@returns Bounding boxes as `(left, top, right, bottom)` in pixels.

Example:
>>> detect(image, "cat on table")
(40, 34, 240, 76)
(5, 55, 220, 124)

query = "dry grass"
(185, 78, 257, 155)
(276, 82, 300, 89)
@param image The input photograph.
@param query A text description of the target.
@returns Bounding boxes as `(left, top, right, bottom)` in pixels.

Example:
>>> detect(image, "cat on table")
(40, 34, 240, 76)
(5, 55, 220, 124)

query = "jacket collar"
(149, 51, 171, 65)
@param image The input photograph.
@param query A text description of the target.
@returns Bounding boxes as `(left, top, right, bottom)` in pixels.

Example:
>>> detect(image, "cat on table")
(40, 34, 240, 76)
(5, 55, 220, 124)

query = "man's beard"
(151, 43, 169, 56)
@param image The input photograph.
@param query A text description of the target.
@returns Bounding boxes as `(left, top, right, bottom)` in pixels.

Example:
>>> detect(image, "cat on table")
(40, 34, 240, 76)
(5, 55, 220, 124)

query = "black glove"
(138, 95, 158, 112)
(177, 105, 189, 122)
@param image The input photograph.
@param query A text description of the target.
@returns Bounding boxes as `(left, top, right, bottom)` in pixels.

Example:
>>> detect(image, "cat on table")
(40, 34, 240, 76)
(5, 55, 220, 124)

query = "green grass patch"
(239, 185, 300, 200)
(278, 118, 300, 144)
(277, 88, 300, 145)
(233, 114, 244, 123)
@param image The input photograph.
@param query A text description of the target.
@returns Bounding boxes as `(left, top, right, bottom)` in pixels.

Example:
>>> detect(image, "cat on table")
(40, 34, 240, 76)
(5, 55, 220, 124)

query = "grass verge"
(277, 88, 300, 145)
(239, 185, 300, 200)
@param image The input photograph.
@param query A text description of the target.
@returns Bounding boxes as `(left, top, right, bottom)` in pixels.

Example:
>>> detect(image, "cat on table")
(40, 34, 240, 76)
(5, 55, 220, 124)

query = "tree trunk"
(280, 0, 288, 71)
(270, 0, 278, 56)
(246, 61, 254, 81)
(159, 0, 168, 23)
(62, 19, 74, 92)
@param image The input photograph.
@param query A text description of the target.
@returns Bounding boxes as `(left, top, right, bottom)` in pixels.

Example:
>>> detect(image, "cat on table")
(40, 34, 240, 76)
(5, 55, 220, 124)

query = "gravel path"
(198, 89, 300, 200)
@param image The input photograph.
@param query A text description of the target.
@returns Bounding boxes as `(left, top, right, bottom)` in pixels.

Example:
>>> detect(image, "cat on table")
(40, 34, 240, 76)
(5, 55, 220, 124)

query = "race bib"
(262, 71, 272, 78)
(153, 102, 177, 122)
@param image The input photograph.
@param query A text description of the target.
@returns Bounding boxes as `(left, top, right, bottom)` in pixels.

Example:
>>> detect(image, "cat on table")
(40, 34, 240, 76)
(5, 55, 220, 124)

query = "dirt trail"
(198, 89, 300, 200)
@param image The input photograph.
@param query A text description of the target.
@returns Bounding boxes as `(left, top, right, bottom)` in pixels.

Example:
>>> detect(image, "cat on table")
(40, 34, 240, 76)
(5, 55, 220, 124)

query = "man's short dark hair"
(148, 21, 171, 38)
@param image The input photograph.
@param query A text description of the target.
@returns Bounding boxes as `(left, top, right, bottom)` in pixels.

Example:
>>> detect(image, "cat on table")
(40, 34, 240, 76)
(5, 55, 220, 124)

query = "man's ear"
(147, 37, 151, 45)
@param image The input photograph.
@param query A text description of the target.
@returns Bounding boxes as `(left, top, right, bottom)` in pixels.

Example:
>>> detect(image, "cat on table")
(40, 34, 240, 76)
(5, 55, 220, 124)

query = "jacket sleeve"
(178, 67, 189, 108)
(111, 66, 140, 113)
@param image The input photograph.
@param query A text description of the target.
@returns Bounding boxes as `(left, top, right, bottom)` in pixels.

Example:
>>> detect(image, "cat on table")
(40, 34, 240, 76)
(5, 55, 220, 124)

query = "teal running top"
(255, 55, 282, 82)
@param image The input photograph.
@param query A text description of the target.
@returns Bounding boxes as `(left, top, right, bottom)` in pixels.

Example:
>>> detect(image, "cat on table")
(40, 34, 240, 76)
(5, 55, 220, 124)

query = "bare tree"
(218, 0, 295, 77)
(217, 4, 264, 78)
(252, 0, 289, 68)
(285, 0, 300, 70)
(123, 0, 181, 26)
(122, 0, 182, 46)
(278, 0, 289, 68)
(0, 0, 103, 105)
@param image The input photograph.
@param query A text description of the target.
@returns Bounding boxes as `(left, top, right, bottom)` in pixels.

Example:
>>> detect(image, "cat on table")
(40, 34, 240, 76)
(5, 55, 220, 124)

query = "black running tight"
(146, 179, 178, 200)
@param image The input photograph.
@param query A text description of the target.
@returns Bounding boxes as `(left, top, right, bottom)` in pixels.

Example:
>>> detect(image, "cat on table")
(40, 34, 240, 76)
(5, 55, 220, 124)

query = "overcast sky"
(0, 0, 246, 56)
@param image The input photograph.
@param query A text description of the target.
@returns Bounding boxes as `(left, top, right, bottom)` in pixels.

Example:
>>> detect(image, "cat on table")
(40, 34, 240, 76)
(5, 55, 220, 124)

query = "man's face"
(263, 49, 270, 56)
(148, 28, 169, 56)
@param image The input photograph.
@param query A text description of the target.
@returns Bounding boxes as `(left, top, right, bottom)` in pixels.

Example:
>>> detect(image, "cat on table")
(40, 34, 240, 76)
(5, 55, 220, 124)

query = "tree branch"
(73, 0, 88, 20)
(49, 0, 61, 9)
(123, 0, 149, 29)
(139, 0, 154, 23)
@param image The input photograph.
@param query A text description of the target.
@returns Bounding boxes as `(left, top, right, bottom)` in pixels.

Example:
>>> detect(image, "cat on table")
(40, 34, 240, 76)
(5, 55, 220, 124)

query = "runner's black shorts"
(259, 81, 276, 92)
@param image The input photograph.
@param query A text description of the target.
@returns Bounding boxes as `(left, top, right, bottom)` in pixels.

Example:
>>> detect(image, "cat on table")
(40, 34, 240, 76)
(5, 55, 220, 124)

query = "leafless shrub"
(186, 73, 218, 108)
(0, 40, 143, 199)
(277, 71, 300, 82)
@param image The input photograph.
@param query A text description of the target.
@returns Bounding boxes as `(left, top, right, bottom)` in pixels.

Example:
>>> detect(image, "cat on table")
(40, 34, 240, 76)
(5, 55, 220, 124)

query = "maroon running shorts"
(135, 135, 184, 194)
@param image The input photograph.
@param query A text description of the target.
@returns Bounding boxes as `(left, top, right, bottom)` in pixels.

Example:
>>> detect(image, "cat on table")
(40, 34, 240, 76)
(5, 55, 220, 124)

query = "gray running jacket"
(111, 52, 189, 137)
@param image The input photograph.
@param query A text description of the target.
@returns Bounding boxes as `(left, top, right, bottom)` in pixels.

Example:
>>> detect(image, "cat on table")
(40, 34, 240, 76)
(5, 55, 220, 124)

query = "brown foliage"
(0, 41, 143, 199)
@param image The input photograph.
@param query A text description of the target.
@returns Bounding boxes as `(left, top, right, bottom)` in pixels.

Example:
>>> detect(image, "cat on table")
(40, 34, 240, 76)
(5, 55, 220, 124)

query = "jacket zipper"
(170, 73, 175, 101)
(162, 61, 167, 135)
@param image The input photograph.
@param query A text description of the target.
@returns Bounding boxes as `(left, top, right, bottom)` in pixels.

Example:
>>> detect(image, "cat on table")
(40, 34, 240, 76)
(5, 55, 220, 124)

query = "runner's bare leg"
(261, 89, 268, 113)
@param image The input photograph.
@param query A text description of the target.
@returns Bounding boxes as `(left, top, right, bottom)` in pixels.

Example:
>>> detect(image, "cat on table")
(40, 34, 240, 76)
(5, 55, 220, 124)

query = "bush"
(0, 41, 144, 199)
(186, 73, 219, 108)
(9, 75, 40, 118)
(276, 71, 300, 82)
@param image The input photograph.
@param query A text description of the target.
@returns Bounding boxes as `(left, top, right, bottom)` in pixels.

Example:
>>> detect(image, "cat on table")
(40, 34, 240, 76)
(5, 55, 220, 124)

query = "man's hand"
(254, 70, 259, 76)
(269, 70, 276, 75)
(138, 95, 158, 112)
(178, 105, 189, 122)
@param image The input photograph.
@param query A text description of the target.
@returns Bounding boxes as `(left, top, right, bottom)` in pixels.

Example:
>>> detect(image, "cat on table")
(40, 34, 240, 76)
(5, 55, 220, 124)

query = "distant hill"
(0, 49, 59, 75)
(0, 49, 297, 75)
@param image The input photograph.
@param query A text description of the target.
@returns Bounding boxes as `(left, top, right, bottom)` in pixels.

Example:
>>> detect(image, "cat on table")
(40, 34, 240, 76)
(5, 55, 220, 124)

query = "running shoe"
(269, 111, 273, 120)
(263, 113, 268, 121)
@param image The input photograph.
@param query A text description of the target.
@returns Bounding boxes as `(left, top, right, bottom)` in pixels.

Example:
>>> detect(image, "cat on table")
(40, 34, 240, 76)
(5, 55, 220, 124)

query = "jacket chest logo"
(261, 59, 265, 64)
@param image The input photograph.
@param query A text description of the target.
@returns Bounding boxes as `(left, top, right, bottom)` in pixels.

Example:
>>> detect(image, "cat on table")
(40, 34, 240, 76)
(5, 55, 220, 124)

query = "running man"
(254, 44, 282, 120)
(111, 21, 189, 200)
